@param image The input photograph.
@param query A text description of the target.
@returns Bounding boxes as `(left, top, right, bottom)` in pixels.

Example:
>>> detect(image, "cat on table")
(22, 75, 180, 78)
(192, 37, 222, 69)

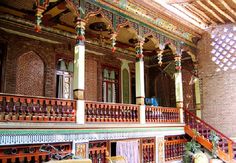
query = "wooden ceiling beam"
(184, 5, 208, 23)
(43, 1, 67, 18)
(206, 0, 235, 23)
(196, 0, 225, 23)
(165, 0, 195, 4)
(172, 4, 208, 27)
(219, 0, 236, 18)
(186, 3, 217, 25)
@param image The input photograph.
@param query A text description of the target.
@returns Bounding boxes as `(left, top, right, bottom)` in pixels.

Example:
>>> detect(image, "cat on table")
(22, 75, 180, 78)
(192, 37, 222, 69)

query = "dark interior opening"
(110, 142, 116, 157)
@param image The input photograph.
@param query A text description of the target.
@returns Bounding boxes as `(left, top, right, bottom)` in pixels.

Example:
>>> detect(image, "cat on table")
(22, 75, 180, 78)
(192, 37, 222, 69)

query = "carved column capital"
(75, 18, 86, 45)
(135, 36, 145, 60)
(174, 54, 182, 71)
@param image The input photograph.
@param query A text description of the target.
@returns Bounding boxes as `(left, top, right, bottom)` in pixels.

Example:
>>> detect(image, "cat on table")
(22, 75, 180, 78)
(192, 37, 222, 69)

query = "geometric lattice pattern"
(211, 25, 236, 71)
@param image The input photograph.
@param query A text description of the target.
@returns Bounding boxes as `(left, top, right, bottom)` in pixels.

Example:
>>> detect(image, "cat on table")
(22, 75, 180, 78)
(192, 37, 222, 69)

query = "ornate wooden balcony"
(0, 93, 76, 122)
(85, 101, 139, 123)
(145, 106, 180, 123)
(0, 94, 183, 125)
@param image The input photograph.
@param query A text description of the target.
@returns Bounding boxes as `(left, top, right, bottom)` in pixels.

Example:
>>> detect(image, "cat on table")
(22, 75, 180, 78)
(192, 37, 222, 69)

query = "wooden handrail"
(184, 109, 236, 161)
(0, 93, 76, 103)
(184, 109, 234, 143)
(85, 101, 139, 123)
(145, 106, 180, 123)
(0, 93, 76, 122)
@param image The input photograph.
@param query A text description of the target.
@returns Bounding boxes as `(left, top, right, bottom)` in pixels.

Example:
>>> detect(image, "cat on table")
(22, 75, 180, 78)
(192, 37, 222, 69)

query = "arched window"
(56, 59, 73, 99)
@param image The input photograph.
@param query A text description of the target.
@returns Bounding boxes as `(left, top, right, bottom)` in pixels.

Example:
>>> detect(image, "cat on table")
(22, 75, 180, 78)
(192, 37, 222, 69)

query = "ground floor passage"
(0, 126, 185, 163)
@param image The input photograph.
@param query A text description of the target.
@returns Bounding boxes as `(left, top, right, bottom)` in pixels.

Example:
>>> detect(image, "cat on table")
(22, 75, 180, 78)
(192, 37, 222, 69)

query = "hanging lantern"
(157, 51, 163, 66)
(110, 33, 117, 53)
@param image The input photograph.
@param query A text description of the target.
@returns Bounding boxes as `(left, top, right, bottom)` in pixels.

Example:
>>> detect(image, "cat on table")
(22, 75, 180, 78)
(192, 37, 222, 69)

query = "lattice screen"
(211, 25, 236, 71)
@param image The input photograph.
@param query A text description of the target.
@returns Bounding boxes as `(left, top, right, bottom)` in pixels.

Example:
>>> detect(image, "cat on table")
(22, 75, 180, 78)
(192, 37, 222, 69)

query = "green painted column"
(135, 36, 146, 124)
(174, 53, 184, 123)
(194, 63, 201, 118)
(135, 36, 145, 105)
(73, 18, 86, 124)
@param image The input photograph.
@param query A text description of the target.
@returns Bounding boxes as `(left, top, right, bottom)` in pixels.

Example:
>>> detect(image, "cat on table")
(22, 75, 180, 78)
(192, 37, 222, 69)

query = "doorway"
(0, 43, 6, 92)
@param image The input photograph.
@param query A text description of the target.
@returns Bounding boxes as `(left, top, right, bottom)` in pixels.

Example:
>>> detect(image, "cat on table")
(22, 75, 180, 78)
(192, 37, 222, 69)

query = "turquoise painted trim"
(89, 0, 195, 47)
(0, 127, 184, 135)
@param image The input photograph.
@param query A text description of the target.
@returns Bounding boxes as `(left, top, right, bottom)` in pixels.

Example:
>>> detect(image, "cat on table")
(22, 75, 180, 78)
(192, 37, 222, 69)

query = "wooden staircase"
(184, 109, 236, 162)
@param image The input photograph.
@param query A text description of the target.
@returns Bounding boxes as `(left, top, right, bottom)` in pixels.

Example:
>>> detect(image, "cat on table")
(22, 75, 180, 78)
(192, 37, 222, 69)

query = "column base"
(73, 89, 84, 100)
(176, 101, 184, 123)
(136, 97, 145, 105)
(176, 101, 183, 108)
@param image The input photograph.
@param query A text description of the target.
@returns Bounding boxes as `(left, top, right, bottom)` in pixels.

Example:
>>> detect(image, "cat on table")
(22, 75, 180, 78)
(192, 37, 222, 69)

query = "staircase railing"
(184, 109, 236, 161)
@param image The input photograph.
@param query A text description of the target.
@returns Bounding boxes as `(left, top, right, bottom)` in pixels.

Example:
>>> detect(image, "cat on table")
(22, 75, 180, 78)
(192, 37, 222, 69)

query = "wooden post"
(74, 18, 86, 124)
(174, 53, 184, 123)
(228, 140, 233, 160)
(135, 36, 146, 124)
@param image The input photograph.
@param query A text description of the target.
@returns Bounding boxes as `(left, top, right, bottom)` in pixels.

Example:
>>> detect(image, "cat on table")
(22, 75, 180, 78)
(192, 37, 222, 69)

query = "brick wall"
(16, 51, 44, 96)
(0, 31, 72, 97)
(198, 28, 236, 137)
(1, 31, 136, 102)
(85, 57, 98, 101)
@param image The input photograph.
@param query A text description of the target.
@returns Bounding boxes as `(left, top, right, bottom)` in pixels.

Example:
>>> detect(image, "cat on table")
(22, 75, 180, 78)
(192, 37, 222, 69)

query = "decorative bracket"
(34, 0, 49, 32)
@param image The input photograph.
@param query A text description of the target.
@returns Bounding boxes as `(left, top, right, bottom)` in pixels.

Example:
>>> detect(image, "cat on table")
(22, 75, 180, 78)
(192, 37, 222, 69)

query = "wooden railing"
(142, 138, 155, 163)
(145, 106, 180, 123)
(0, 93, 76, 122)
(89, 141, 108, 163)
(164, 135, 187, 161)
(0, 143, 72, 163)
(85, 101, 139, 123)
(184, 109, 236, 161)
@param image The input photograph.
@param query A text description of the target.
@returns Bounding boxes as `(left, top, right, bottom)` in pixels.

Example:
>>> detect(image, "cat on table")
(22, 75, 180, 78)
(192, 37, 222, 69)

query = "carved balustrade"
(85, 101, 139, 123)
(145, 106, 180, 123)
(0, 143, 72, 163)
(184, 109, 236, 161)
(89, 141, 108, 163)
(164, 135, 187, 161)
(142, 138, 155, 163)
(0, 93, 76, 122)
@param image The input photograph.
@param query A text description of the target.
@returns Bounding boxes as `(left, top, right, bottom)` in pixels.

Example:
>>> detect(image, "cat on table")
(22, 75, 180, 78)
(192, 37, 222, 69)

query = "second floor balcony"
(0, 93, 181, 126)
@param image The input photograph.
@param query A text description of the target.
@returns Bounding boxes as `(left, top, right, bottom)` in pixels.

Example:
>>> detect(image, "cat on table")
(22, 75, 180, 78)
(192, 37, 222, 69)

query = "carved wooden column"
(174, 52, 184, 123)
(156, 137, 165, 163)
(74, 18, 86, 124)
(135, 36, 145, 124)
